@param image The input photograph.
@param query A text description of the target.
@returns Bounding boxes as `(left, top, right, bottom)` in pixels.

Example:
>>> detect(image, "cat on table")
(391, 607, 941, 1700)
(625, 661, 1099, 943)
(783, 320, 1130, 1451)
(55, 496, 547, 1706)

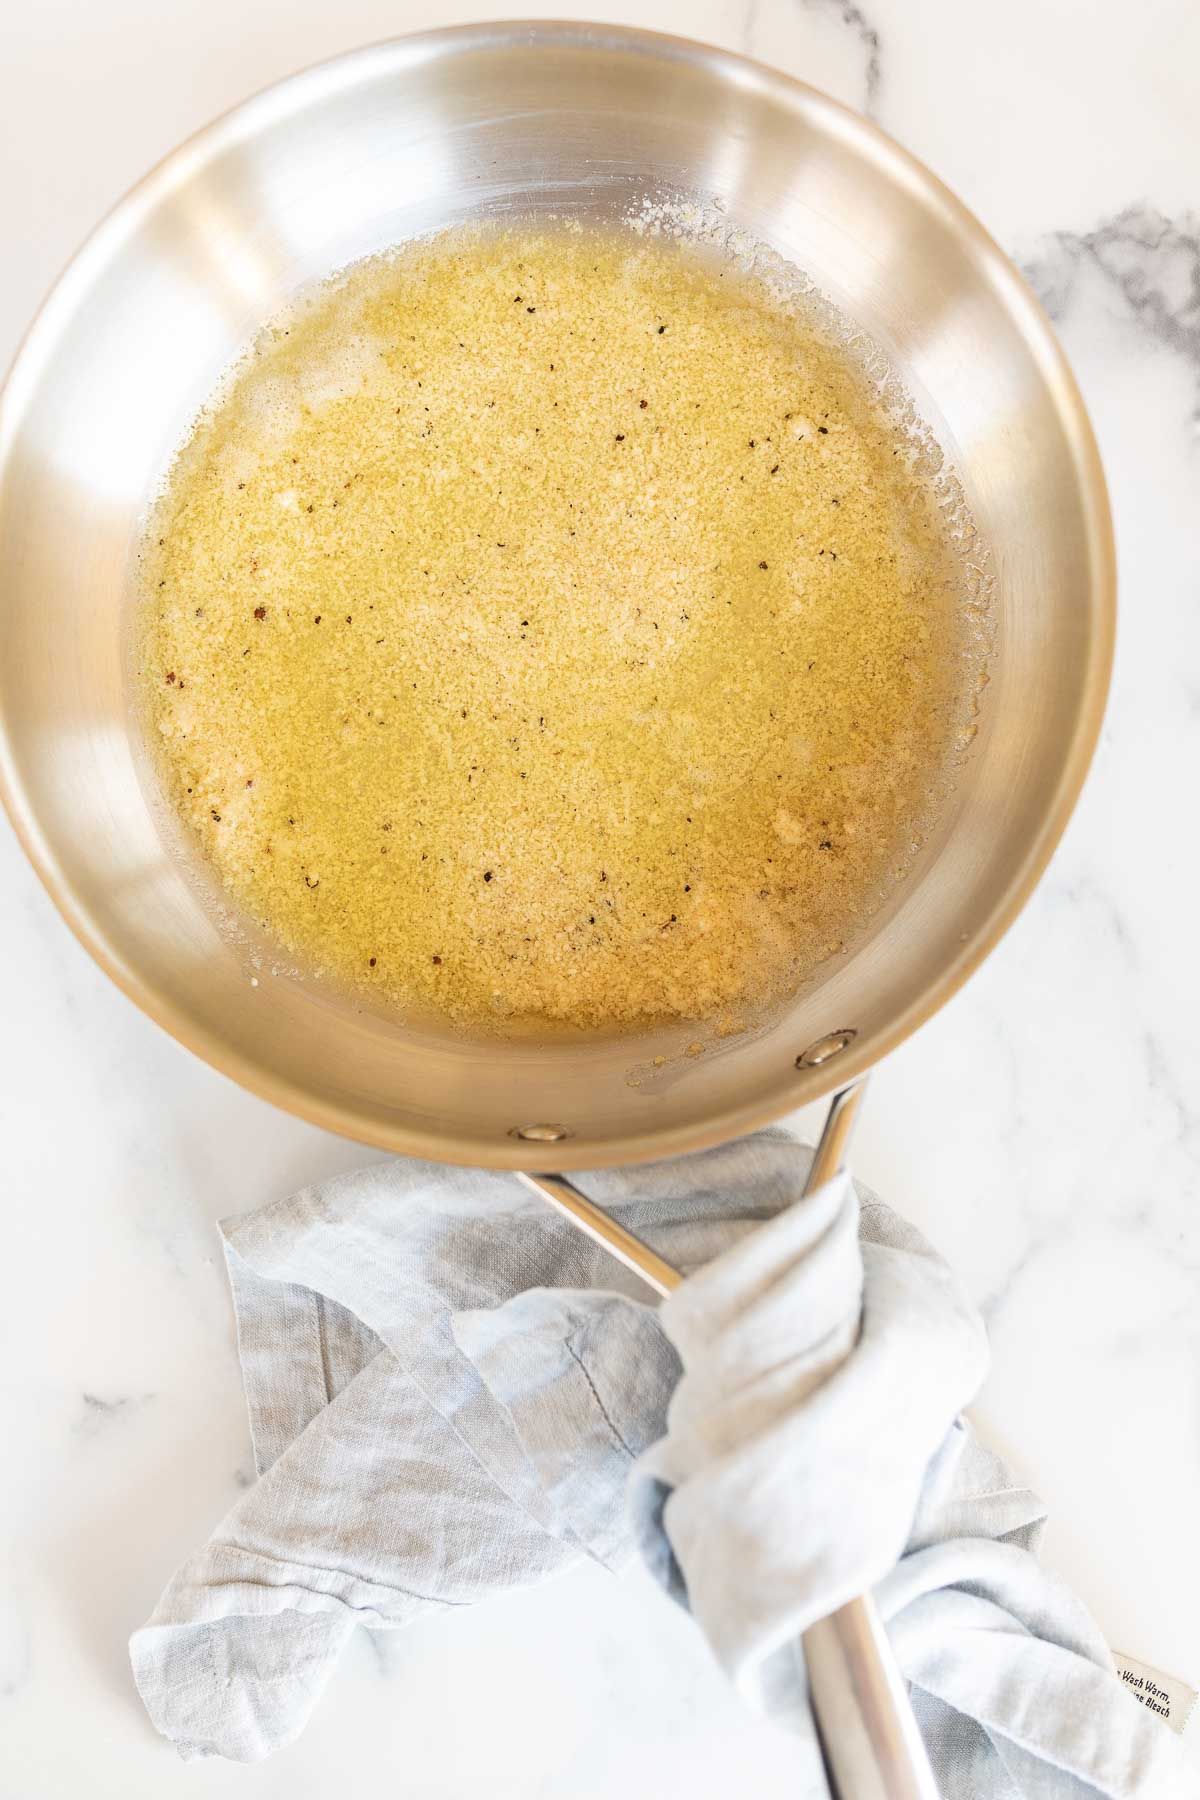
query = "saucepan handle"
(793, 1082, 939, 1799)
(803, 1592, 938, 1799)
(517, 1079, 937, 1800)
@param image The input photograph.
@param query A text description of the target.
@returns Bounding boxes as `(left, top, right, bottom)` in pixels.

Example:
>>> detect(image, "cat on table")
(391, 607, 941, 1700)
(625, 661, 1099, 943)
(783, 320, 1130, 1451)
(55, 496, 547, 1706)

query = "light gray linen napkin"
(130, 1131, 1191, 1794)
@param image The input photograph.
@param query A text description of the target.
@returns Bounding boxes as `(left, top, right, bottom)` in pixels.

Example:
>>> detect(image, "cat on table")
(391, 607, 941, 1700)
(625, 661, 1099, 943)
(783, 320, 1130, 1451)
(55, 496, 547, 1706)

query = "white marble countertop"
(3, 1, 1199, 1792)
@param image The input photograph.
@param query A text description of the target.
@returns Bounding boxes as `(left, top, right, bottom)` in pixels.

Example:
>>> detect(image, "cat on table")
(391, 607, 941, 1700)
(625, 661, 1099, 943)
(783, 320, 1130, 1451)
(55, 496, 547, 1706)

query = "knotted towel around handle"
(131, 1133, 1193, 1794)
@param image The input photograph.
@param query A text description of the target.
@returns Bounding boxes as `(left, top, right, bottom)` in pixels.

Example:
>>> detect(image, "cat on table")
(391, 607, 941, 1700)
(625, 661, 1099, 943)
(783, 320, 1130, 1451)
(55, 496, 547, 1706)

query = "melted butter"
(139, 225, 981, 1030)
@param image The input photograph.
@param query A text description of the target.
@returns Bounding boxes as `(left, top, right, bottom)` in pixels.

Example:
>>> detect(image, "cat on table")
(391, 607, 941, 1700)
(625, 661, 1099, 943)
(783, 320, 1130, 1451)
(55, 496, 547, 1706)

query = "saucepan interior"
(0, 23, 1112, 1166)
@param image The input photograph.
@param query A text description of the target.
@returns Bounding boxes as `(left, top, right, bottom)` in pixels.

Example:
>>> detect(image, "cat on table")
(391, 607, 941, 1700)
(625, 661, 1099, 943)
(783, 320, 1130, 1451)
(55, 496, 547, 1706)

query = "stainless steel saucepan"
(0, 21, 1112, 1169)
(0, 23, 1113, 1799)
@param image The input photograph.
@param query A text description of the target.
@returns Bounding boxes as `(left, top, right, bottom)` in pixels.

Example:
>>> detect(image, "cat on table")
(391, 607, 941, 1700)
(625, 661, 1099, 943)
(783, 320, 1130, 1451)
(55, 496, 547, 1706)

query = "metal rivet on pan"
(510, 1123, 573, 1143)
(795, 1029, 858, 1069)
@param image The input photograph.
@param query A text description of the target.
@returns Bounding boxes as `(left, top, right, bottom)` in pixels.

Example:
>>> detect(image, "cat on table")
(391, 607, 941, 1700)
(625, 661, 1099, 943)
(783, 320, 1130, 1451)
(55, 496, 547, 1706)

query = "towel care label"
(1112, 1652, 1197, 1736)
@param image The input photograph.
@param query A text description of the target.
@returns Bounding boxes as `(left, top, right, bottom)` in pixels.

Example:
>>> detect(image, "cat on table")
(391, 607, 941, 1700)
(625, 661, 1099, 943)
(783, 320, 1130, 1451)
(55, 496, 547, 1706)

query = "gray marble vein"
(1023, 204, 1200, 410)
(74, 1392, 156, 1437)
(741, 0, 883, 116)
(799, 0, 882, 113)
